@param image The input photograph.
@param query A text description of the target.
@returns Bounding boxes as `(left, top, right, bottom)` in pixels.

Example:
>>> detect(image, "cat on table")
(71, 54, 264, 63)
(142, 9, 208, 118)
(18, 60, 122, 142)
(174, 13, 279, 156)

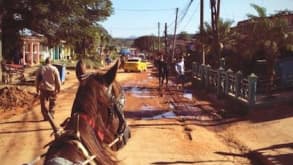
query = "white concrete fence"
(192, 62, 258, 106)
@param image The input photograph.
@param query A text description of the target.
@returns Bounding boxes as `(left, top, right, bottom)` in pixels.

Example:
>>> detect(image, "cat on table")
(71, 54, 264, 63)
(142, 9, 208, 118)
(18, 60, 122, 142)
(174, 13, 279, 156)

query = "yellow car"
(124, 57, 147, 72)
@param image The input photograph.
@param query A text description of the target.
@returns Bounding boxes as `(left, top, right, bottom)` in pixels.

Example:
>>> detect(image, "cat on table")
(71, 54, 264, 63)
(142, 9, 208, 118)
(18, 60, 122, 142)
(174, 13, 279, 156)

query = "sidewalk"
(255, 89, 293, 107)
(154, 64, 293, 165)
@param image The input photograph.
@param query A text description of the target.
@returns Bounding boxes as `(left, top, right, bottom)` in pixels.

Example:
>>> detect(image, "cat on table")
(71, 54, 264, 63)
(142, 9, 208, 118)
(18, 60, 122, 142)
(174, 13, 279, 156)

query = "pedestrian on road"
(105, 53, 112, 66)
(157, 52, 169, 88)
(175, 56, 185, 89)
(36, 57, 61, 120)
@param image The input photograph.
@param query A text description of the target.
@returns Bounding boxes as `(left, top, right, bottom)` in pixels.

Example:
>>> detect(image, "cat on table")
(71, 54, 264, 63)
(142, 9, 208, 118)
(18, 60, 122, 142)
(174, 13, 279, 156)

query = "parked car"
(124, 57, 147, 72)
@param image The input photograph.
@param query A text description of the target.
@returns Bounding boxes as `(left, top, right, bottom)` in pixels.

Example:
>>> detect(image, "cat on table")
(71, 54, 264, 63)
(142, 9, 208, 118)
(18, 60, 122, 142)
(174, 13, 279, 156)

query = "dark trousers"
(177, 74, 185, 88)
(158, 64, 168, 86)
(40, 90, 56, 120)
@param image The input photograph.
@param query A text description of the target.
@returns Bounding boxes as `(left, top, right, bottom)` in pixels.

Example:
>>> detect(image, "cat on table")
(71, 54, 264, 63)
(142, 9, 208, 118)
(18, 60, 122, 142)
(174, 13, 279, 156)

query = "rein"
(106, 84, 127, 135)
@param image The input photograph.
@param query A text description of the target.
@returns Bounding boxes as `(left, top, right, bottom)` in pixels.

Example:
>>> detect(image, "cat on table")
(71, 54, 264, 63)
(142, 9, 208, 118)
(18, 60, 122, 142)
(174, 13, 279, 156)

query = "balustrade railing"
(192, 62, 257, 106)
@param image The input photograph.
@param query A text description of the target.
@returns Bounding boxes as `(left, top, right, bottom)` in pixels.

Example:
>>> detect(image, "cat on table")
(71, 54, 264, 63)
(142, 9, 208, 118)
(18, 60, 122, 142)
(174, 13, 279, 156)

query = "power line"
(115, 8, 175, 12)
(177, 0, 194, 25)
(167, 0, 194, 32)
(105, 26, 157, 31)
(180, 0, 200, 32)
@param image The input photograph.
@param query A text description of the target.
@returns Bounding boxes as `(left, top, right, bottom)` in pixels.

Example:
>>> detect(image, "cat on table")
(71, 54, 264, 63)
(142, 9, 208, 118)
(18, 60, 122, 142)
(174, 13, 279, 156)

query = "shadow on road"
(0, 119, 44, 125)
(215, 142, 293, 165)
(151, 160, 232, 164)
(0, 128, 51, 134)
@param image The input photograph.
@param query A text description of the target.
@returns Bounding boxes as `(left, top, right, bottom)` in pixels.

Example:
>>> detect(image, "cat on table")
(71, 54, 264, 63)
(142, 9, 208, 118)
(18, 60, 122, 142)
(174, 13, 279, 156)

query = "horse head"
(73, 59, 130, 149)
(44, 60, 121, 165)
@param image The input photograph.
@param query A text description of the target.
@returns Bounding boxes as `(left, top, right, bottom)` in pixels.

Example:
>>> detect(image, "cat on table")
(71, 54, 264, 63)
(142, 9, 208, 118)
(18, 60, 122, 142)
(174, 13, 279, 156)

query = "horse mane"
(79, 116, 117, 164)
(76, 59, 87, 81)
(71, 73, 115, 139)
(45, 116, 117, 165)
(71, 59, 120, 159)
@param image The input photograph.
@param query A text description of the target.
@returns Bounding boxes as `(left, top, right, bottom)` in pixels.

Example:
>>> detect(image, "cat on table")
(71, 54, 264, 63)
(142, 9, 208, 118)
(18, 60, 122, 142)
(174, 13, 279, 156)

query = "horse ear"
(76, 59, 86, 81)
(102, 59, 119, 86)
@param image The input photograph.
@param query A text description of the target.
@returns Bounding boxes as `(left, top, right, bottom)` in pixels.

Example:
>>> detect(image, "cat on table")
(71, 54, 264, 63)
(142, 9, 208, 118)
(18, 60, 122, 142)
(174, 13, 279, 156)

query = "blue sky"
(101, 0, 293, 38)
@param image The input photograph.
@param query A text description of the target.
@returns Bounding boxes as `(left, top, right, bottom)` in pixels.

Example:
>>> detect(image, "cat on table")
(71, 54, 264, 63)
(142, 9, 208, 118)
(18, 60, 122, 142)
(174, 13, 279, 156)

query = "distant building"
(20, 36, 42, 65)
(236, 13, 293, 34)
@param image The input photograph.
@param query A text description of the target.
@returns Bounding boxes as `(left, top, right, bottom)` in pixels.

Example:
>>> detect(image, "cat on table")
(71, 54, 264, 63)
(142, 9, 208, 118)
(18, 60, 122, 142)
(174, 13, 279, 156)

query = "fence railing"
(192, 62, 257, 106)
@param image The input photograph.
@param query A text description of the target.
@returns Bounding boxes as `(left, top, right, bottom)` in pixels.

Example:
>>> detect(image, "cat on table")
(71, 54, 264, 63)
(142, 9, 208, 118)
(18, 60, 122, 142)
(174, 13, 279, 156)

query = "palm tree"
(244, 4, 289, 95)
(200, 18, 235, 67)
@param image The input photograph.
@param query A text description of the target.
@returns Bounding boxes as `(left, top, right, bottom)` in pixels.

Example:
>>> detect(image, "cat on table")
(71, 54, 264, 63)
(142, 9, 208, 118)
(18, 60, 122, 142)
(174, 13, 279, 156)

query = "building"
(236, 13, 293, 34)
(20, 36, 42, 65)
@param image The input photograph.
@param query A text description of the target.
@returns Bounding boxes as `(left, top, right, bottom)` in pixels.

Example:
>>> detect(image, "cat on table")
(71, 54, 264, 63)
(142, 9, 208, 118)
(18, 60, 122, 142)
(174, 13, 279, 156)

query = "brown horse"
(44, 60, 130, 165)
(75, 59, 130, 149)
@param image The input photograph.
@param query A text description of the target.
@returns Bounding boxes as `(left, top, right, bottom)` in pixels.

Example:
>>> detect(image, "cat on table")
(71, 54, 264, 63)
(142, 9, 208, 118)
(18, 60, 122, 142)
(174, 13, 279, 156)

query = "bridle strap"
(79, 113, 105, 142)
(106, 84, 127, 135)
(66, 139, 96, 165)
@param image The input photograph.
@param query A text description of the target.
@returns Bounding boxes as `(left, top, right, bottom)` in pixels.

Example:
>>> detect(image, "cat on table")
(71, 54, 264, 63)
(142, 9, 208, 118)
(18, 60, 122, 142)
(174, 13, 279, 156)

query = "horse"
(75, 59, 130, 150)
(43, 59, 130, 165)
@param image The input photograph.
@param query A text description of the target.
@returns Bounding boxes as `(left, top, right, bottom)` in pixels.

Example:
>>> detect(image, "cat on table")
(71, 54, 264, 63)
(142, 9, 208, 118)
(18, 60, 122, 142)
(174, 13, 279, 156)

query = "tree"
(133, 35, 157, 52)
(200, 18, 235, 67)
(177, 31, 192, 41)
(0, 0, 113, 59)
(243, 4, 290, 94)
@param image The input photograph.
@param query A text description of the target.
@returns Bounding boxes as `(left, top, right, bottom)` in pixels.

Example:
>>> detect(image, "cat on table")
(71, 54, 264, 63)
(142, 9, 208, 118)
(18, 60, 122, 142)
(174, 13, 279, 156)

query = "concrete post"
(235, 71, 242, 98)
(205, 65, 211, 88)
(36, 42, 40, 64)
(217, 67, 224, 97)
(225, 69, 233, 95)
(30, 42, 34, 65)
(248, 73, 258, 106)
(220, 57, 225, 68)
(200, 64, 205, 86)
(22, 43, 26, 65)
(192, 62, 197, 77)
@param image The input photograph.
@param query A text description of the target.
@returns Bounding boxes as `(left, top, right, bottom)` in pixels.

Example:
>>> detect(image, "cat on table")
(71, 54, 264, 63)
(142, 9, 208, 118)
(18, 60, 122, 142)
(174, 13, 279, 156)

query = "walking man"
(175, 56, 185, 89)
(157, 52, 169, 88)
(36, 57, 61, 120)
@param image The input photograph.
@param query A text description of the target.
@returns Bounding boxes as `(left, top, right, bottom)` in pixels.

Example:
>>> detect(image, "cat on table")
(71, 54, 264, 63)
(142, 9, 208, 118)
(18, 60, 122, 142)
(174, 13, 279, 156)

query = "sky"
(101, 0, 293, 38)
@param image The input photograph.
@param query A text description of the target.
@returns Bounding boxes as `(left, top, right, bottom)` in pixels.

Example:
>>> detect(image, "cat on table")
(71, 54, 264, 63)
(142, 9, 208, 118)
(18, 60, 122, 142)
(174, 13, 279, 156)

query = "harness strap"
(79, 114, 105, 141)
(66, 140, 96, 165)
(78, 73, 91, 81)
(106, 85, 127, 135)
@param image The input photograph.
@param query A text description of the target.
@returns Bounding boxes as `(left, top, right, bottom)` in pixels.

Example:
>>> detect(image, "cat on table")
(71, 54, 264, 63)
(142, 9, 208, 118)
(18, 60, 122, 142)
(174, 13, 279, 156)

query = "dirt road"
(0, 64, 251, 165)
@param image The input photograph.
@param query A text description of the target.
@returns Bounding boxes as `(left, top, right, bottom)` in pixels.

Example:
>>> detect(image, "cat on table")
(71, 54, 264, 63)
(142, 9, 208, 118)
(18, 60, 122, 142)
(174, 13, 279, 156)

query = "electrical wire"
(177, 0, 194, 25)
(115, 8, 175, 12)
(180, 0, 200, 32)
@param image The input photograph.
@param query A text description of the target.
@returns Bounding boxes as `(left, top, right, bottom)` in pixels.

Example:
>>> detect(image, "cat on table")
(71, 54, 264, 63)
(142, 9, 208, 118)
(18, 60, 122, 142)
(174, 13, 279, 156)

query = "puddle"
(168, 103, 175, 110)
(183, 90, 193, 100)
(143, 111, 177, 120)
(140, 105, 157, 111)
(125, 86, 156, 98)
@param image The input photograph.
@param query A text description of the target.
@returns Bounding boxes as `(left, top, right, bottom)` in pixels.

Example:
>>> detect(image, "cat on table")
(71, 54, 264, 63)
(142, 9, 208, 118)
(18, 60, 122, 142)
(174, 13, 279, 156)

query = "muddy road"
(0, 64, 251, 165)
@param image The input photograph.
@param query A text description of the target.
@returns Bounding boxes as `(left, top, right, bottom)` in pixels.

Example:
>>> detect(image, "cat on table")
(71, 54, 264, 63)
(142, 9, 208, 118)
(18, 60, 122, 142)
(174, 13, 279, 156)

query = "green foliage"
(112, 38, 134, 48)
(1, 0, 113, 59)
(133, 35, 158, 52)
(177, 31, 192, 40)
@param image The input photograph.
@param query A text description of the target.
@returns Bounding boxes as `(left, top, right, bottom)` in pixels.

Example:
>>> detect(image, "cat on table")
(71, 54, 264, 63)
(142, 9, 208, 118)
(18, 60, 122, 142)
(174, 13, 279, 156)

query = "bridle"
(76, 73, 127, 142)
(106, 83, 127, 135)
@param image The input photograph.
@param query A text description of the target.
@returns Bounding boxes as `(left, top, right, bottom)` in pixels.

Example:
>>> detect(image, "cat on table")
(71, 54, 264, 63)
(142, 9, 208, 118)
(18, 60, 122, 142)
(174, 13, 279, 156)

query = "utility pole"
(171, 8, 179, 62)
(164, 23, 168, 55)
(210, 0, 221, 65)
(158, 22, 161, 51)
(200, 0, 205, 64)
(164, 22, 169, 64)
(152, 35, 155, 52)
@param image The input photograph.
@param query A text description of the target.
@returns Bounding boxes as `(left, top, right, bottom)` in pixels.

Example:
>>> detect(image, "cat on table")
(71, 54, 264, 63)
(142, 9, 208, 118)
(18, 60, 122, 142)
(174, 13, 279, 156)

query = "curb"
(252, 151, 282, 165)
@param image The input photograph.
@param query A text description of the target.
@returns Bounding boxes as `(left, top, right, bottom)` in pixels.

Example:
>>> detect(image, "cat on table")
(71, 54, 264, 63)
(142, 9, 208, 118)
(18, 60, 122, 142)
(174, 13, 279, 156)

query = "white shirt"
(175, 60, 184, 75)
(36, 64, 61, 92)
